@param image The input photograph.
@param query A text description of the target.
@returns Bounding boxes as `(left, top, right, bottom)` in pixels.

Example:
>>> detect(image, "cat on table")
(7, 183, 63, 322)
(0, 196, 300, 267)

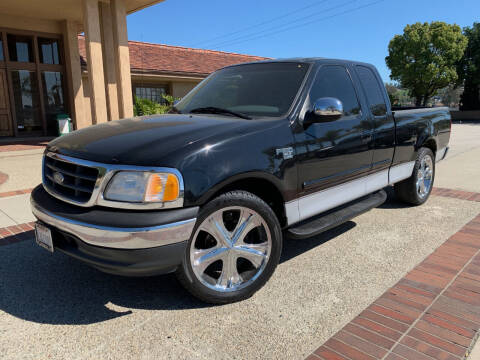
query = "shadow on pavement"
(281, 221, 356, 263)
(378, 185, 411, 210)
(0, 241, 207, 325)
(0, 192, 405, 326)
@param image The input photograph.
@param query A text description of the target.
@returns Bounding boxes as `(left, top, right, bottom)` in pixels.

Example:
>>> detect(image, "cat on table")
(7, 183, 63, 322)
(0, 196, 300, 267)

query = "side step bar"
(287, 190, 387, 239)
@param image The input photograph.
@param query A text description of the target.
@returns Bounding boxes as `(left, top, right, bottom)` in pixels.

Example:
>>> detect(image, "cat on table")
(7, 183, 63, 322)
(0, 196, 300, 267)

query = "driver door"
(293, 65, 374, 220)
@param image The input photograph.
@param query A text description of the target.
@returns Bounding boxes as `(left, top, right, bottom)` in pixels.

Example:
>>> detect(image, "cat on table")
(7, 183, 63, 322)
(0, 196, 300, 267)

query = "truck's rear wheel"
(176, 191, 282, 304)
(394, 147, 435, 205)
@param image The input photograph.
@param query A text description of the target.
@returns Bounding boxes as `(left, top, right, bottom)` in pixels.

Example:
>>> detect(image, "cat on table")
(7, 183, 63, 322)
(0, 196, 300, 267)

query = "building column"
(100, 2, 120, 121)
(82, 0, 108, 124)
(63, 20, 89, 129)
(111, 0, 133, 118)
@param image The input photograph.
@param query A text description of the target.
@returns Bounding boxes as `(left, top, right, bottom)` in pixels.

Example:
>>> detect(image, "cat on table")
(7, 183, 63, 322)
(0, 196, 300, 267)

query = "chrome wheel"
(189, 206, 272, 293)
(416, 154, 433, 199)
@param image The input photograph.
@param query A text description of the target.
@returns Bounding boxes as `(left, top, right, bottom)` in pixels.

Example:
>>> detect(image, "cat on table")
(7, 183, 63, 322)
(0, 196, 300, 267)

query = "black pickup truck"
(31, 58, 451, 303)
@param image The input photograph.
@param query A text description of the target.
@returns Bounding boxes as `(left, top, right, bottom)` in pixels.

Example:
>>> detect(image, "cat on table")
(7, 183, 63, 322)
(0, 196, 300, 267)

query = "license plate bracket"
(35, 223, 54, 253)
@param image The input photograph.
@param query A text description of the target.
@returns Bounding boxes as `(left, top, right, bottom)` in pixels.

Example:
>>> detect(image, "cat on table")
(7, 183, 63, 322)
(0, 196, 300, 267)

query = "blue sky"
(127, 0, 479, 82)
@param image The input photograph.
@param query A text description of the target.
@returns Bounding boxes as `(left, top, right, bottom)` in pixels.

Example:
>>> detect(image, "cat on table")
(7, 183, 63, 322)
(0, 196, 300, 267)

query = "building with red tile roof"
(78, 36, 269, 109)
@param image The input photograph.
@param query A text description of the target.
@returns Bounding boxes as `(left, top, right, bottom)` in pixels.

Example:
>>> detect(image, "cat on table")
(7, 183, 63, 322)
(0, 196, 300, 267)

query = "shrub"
(133, 94, 179, 116)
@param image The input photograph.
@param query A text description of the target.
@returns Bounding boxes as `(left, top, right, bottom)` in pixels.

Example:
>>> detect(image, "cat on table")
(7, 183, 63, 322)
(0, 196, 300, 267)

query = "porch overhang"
(0, 0, 164, 22)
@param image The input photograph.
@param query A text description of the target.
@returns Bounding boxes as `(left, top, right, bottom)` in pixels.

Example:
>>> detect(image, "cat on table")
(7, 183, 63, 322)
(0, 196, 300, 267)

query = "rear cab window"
(355, 66, 387, 116)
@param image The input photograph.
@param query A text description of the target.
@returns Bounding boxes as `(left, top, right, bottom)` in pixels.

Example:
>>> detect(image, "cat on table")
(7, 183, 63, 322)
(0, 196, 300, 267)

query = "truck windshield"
(175, 62, 309, 118)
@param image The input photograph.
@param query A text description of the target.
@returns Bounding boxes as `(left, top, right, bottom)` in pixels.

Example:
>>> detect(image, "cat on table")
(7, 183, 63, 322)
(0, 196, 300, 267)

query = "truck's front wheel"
(176, 191, 282, 304)
(394, 147, 435, 205)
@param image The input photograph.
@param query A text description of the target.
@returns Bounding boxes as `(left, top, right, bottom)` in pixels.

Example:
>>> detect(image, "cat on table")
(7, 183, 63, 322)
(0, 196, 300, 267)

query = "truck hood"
(47, 114, 250, 165)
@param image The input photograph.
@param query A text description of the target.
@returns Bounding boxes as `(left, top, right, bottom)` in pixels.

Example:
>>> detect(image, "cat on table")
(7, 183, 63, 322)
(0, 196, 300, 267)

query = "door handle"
(361, 132, 372, 143)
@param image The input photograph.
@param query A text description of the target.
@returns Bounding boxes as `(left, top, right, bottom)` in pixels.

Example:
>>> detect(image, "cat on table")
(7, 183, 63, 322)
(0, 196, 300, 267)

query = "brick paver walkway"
(307, 189, 480, 360)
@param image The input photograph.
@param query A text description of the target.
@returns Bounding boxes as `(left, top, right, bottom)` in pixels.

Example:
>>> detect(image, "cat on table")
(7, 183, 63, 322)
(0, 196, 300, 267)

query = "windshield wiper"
(189, 106, 251, 119)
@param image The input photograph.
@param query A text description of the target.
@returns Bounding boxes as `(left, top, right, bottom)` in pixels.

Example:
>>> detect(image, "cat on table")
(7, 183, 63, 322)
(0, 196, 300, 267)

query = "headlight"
(104, 171, 180, 204)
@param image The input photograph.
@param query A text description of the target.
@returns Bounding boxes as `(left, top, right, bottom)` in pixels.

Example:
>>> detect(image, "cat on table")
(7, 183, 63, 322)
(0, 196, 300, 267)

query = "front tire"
(394, 147, 435, 205)
(176, 191, 282, 304)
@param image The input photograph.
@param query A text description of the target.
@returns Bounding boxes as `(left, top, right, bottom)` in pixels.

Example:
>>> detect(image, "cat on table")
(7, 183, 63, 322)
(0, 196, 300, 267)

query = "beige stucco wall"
(172, 81, 198, 99)
(81, 75, 94, 126)
(0, 13, 62, 34)
(0, 0, 164, 23)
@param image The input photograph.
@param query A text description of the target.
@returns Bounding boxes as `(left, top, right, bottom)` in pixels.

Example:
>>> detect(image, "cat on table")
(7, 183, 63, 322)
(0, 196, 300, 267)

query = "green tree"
(386, 22, 467, 106)
(438, 85, 463, 108)
(385, 82, 400, 106)
(385, 82, 415, 107)
(458, 23, 480, 110)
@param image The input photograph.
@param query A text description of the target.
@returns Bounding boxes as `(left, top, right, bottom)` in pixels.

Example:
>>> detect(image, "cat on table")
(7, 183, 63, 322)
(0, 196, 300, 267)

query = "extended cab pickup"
(31, 59, 451, 303)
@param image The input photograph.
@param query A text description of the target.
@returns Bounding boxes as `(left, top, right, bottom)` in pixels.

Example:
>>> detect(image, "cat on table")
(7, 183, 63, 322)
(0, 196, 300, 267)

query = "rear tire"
(394, 147, 435, 205)
(176, 190, 282, 304)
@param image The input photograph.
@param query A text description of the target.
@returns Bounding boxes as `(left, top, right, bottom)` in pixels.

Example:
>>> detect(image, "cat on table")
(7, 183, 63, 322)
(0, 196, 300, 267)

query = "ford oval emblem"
(53, 172, 65, 184)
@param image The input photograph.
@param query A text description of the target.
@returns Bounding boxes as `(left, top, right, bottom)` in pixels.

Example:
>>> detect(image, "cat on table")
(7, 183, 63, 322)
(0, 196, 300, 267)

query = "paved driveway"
(1, 124, 480, 359)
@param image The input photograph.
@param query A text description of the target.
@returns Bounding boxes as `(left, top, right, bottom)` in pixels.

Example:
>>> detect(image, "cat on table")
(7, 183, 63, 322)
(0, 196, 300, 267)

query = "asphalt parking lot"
(1, 124, 480, 360)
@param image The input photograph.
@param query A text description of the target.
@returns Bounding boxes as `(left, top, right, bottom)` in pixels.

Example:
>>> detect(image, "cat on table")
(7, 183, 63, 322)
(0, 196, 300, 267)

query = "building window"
(38, 38, 61, 65)
(7, 34, 34, 62)
(134, 85, 168, 104)
(0, 38, 4, 61)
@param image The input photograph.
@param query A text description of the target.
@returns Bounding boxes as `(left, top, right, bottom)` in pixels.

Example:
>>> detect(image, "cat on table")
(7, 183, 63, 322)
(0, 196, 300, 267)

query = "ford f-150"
(31, 58, 451, 303)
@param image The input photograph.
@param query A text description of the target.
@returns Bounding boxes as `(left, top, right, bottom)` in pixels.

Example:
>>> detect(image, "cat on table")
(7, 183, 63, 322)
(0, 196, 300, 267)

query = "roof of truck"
(222, 57, 375, 69)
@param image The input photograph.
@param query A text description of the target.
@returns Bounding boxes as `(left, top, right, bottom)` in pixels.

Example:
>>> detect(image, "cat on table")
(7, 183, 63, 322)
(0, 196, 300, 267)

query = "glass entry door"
(0, 69, 13, 136)
(0, 30, 66, 137)
(11, 70, 42, 134)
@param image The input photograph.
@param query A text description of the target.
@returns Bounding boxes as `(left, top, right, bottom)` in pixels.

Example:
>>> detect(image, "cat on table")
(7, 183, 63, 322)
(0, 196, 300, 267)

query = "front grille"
(43, 155, 99, 203)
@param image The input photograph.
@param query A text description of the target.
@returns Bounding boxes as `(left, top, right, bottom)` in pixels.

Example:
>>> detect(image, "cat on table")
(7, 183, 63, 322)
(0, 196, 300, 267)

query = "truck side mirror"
(306, 97, 344, 126)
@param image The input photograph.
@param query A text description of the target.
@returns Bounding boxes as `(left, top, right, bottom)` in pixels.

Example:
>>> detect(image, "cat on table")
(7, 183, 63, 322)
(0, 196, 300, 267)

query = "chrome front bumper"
(31, 192, 196, 250)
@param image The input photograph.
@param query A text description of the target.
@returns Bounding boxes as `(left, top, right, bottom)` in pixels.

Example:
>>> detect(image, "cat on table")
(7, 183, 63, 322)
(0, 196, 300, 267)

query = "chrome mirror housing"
(312, 97, 343, 121)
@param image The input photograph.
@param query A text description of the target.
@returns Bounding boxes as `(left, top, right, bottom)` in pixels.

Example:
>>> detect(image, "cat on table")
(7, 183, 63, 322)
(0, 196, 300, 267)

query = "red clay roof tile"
(78, 36, 269, 76)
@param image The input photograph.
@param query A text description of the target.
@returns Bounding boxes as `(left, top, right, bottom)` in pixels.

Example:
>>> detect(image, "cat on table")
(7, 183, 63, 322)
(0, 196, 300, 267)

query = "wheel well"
(421, 139, 437, 155)
(207, 178, 287, 227)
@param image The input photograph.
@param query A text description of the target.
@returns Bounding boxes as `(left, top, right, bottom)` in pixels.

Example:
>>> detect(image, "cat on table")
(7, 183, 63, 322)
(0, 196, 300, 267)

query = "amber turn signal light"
(144, 173, 180, 202)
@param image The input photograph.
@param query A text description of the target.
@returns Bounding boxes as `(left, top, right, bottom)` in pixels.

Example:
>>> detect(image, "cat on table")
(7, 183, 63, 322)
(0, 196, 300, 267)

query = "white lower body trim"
(388, 161, 415, 185)
(435, 147, 448, 162)
(285, 161, 415, 226)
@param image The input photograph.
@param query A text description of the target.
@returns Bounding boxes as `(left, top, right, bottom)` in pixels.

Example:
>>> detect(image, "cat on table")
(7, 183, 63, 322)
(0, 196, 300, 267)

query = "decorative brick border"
(0, 188, 33, 198)
(432, 188, 480, 203)
(307, 213, 480, 360)
(0, 222, 35, 246)
(0, 139, 51, 152)
(0, 171, 8, 187)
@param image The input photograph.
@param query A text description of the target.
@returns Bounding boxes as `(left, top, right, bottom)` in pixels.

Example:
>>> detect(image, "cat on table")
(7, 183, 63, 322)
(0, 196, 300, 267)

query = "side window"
(309, 65, 361, 117)
(356, 66, 387, 116)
